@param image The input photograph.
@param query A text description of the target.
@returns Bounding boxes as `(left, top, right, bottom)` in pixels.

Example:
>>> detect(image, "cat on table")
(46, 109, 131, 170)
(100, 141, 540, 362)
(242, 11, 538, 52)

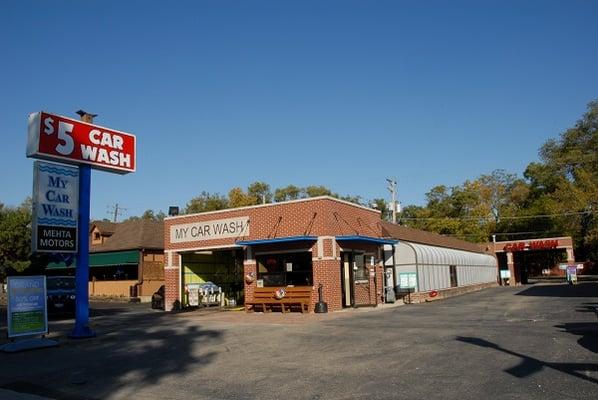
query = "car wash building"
(163, 197, 397, 312)
(381, 222, 498, 303)
(492, 237, 576, 285)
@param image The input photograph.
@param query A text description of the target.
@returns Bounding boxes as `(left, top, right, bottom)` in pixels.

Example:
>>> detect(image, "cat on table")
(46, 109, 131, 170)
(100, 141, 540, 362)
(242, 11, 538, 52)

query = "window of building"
(256, 252, 312, 287)
(449, 265, 458, 287)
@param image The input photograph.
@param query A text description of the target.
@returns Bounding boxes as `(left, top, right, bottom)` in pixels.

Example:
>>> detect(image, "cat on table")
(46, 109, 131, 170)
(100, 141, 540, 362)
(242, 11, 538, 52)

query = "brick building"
(163, 196, 397, 312)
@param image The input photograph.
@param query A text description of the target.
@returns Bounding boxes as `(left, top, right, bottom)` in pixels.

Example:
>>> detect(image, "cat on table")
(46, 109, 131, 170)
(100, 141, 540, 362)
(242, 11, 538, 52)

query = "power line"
(106, 203, 127, 222)
(398, 210, 593, 222)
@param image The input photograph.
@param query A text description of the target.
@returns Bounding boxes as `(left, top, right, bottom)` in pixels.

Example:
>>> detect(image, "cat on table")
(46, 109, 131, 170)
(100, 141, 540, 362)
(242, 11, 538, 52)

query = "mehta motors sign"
(170, 217, 250, 244)
(32, 161, 79, 253)
(7, 276, 48, 338)
(27, 111, 136, 174)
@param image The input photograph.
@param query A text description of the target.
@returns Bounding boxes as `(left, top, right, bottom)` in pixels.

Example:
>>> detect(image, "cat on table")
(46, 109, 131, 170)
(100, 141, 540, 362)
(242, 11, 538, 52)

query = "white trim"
(171, 244, 242, 253)
(178, 253, 183, 304)
(317, 238, 323, 258)
(316, 256, 339, 261)
(164, 266, 179, 270)
(164, 196, 380, 221)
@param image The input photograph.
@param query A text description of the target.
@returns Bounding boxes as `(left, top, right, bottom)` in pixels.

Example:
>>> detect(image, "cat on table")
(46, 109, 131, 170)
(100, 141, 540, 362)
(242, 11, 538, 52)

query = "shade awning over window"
(46, 250, 140, 269)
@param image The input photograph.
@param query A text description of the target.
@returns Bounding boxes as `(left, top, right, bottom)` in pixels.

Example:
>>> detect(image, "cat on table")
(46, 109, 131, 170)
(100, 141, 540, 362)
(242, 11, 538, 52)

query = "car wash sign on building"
(32, 161, 79, 252)
(27, 111, 136, 174)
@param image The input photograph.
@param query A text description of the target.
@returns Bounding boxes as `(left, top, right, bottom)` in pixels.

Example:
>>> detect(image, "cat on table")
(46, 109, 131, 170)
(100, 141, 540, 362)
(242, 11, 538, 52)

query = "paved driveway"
(0, 283, 596, 400)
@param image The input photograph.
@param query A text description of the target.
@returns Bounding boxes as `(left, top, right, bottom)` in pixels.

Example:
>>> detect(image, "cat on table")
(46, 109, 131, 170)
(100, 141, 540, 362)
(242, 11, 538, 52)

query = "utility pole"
(107, 203, 127, 222)
(386, 178, 397, 224)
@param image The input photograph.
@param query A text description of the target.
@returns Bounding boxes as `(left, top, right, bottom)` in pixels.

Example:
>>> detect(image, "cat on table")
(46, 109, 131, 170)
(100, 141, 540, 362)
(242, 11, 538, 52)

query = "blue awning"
(335, 235, 398, 245)
(236, 236, 318, 246)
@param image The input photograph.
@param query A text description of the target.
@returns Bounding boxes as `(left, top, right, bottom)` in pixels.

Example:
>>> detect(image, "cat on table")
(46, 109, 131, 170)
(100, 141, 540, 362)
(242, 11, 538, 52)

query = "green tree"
(228, 187, 258, 208)
(247, 181, 272, 204)
(371, 198, 390, 221)
(274, 185, 302, 202)
(0, 199, 32, 278)
(139, 209, 166, 221)
(303, 185, 332, 198)
(185, 191, 228, 214)
(531, 100, 598, 260)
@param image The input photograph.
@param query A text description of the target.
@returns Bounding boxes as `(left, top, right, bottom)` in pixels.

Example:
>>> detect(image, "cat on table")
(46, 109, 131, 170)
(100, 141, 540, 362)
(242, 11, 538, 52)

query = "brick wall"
(404, 281, 498, 304)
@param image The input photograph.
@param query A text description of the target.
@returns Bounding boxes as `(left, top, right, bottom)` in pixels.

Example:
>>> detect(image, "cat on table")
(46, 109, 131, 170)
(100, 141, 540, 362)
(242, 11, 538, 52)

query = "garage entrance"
(181, 249, 245, 306)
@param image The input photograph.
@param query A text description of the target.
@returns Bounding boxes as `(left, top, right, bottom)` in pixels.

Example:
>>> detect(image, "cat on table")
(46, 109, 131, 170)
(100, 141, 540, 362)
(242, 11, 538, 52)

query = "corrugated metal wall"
(394, 241, 497, 292)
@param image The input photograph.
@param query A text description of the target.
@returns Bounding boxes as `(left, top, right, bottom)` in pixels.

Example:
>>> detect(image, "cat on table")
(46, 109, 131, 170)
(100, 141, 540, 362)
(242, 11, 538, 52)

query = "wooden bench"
(246, 287, 313, 313)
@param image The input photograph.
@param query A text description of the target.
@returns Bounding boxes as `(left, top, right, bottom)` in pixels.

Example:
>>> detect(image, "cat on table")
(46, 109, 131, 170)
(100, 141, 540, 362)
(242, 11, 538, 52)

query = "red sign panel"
(503, 239, 559, 252)
(27, 112, 136, 174)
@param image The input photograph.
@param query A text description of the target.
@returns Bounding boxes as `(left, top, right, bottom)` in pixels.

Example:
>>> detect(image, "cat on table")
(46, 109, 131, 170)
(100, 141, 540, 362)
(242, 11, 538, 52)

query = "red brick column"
(312, 259, 342, 312)
(243, 261, 257, 309)
(164, 252, 180, 311)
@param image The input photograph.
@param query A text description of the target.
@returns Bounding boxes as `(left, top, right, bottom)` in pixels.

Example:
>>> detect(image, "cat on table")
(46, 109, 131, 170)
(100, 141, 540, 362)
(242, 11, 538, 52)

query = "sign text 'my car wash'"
(27, 112, 136, 174)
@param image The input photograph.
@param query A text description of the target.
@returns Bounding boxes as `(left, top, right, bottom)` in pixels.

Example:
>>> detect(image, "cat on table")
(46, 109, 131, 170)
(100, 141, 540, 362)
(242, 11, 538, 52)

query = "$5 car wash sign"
(27, 111, 136, 173)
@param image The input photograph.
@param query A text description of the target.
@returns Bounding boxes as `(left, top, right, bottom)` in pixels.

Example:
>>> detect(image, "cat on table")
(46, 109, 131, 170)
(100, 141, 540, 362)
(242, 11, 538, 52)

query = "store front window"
(257, 252, 313, 287)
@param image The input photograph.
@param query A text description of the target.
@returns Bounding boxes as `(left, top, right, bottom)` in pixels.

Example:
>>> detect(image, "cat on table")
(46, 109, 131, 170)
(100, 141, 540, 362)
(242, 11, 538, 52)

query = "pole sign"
(7, 276, 48, 338)
(32, 161, 79, 253)
(27, 111, 136, 174)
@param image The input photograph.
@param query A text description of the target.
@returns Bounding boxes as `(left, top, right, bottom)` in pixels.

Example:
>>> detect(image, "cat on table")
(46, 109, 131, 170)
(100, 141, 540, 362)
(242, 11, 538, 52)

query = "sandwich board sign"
(32, 161, 79, 253)
(6, 276, 48, 337)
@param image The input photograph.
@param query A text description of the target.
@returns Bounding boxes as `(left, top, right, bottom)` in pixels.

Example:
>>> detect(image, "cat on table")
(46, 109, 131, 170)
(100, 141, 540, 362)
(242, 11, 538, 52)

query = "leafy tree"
(247, 181, 272, 204)
(371, 198, 391, 221)
(228, 187, 258, 208)
(185, 191, 228, 214)
(532, 100, 598, 260)
(0, 199, 32, 278)
(274, 185, 302, 202)
(303, 185, 332, 198)
(140, 209, 166, 221)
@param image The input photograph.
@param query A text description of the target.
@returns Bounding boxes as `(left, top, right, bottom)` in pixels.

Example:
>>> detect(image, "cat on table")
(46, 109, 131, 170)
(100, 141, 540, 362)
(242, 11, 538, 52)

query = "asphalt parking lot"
(0, 283, 596, 400)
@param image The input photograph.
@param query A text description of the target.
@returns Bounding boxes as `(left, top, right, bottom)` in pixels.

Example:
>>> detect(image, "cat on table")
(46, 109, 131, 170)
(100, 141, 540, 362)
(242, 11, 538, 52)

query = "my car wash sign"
(170, 217, 250, 244)
(32, 161, 79, 252)
(27, 111, 136, 174)
(7, 276, 48, 338)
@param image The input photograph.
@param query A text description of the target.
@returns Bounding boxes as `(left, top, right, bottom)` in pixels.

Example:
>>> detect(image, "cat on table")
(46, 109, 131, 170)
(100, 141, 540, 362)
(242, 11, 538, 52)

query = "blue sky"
(1, 0, 597, 220)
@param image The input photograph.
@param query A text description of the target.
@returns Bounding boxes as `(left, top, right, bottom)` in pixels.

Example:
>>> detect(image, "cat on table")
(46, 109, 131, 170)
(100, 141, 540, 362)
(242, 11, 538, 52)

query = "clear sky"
(1, 0, 597, 220)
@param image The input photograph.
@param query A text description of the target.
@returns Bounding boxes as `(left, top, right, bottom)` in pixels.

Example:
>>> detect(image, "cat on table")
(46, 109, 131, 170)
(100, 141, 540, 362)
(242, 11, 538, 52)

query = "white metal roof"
(405, 242, 496, 267)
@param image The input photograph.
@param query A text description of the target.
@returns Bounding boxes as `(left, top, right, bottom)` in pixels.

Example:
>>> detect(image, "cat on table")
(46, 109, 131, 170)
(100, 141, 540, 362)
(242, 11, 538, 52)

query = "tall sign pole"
(27, 109, 136, 339)
(71, 111, 94, 338)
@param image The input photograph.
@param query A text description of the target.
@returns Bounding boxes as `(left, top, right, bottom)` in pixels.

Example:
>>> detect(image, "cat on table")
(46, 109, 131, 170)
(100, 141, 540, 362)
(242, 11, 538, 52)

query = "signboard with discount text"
(7, 276, 48, 338)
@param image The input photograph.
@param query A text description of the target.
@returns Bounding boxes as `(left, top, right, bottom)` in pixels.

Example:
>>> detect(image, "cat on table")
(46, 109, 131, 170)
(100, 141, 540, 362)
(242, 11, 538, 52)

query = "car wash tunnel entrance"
(494, 237, 576, 285)
(180, 248, 245, 307)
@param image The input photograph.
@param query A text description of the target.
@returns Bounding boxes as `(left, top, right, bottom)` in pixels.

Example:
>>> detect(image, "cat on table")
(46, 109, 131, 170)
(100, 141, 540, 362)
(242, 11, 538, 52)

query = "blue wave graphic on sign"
(38, 218, 77, 227)
(38, 165, 78, 177)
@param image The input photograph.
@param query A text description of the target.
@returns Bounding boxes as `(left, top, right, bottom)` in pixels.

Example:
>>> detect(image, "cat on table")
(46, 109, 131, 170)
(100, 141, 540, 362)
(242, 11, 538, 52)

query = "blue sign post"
(70, 164, 94, 338)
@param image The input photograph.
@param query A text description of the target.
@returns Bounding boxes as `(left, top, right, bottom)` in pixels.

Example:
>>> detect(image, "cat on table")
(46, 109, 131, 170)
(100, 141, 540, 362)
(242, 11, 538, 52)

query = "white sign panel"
(32, 161, 79, 253)
(170, 217, 250, 244)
